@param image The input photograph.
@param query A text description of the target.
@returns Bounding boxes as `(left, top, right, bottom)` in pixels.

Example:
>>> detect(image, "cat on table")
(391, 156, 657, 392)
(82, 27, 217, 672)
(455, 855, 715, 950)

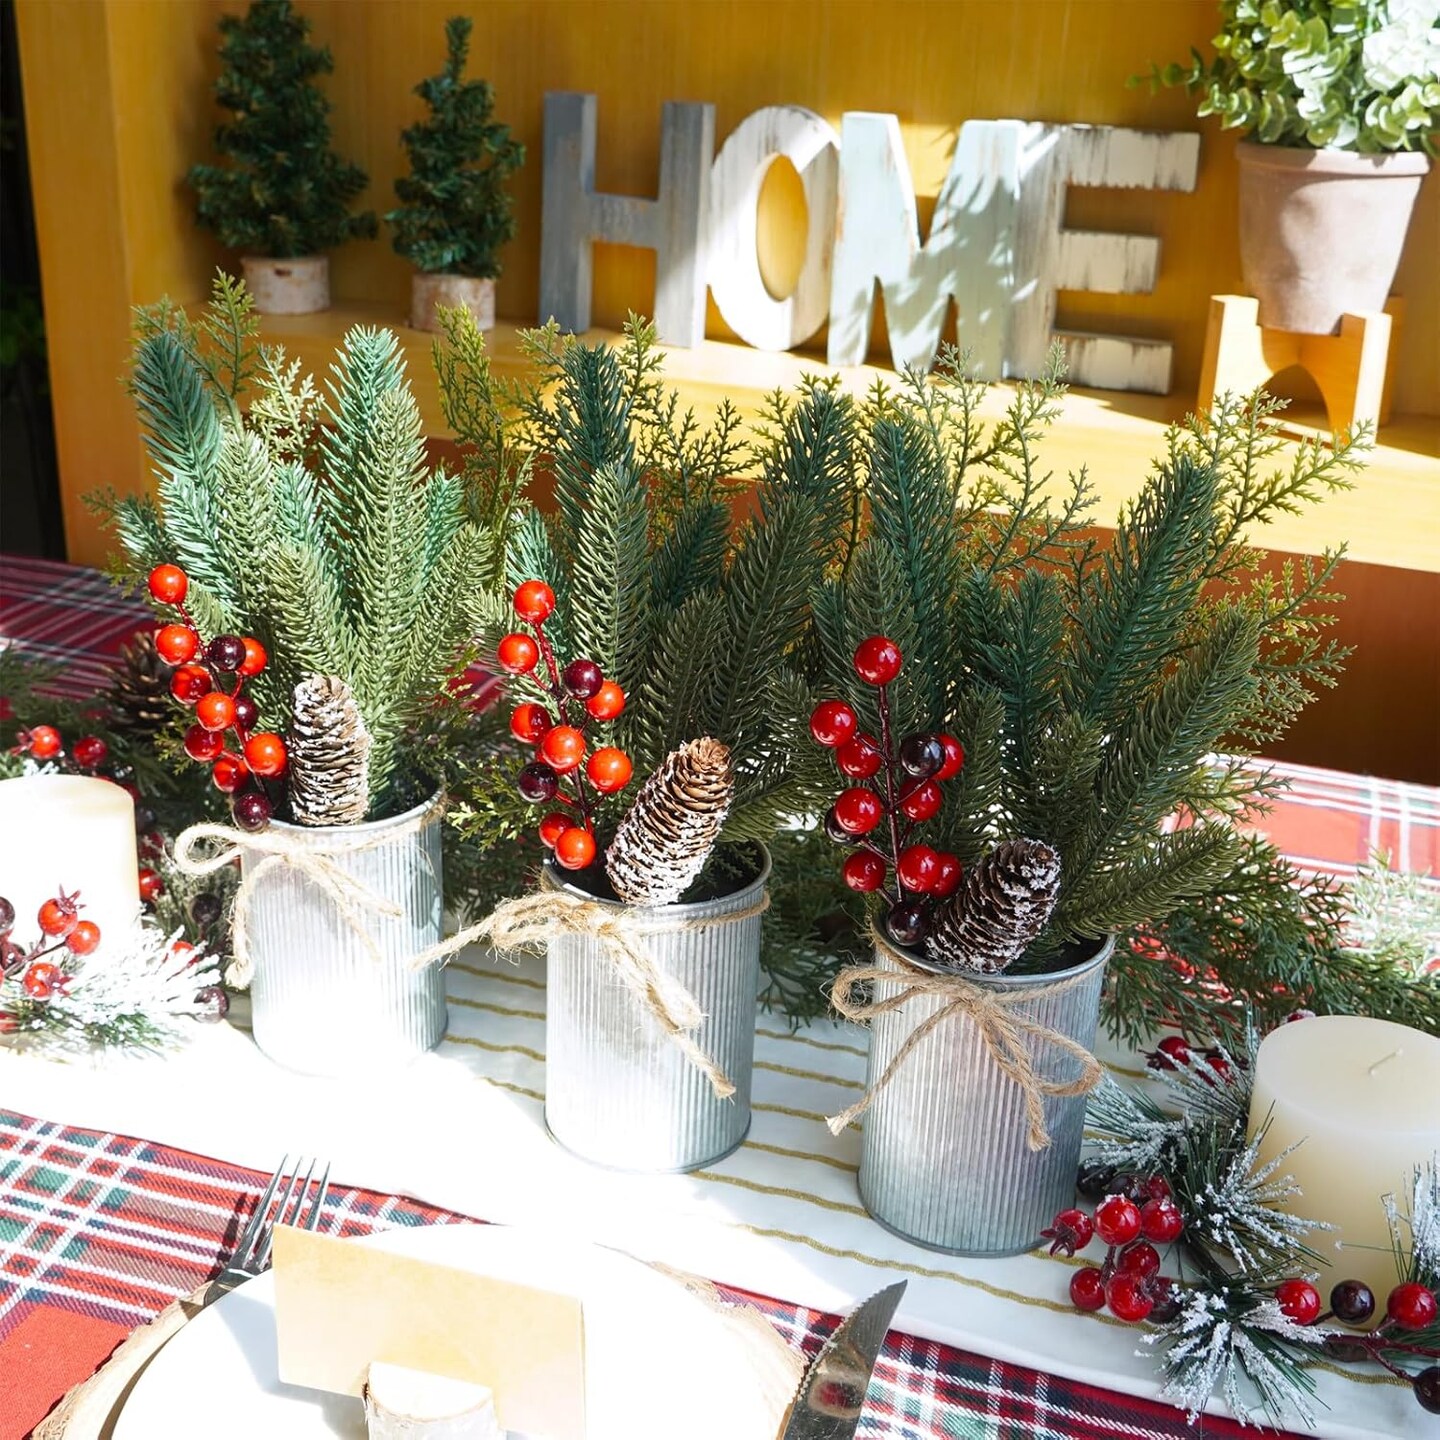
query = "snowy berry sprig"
(0, 888, 103, 1008)
(147, 564, 285, 832)
(809, 635, 965, 948)
(496, 579, 632, 872)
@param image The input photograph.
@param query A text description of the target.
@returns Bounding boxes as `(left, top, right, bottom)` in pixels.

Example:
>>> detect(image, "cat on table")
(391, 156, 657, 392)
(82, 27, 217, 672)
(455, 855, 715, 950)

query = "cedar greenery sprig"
(95, 274, 495, 817)
(187, 0, 376, 257)
(386, 16, 524, 279)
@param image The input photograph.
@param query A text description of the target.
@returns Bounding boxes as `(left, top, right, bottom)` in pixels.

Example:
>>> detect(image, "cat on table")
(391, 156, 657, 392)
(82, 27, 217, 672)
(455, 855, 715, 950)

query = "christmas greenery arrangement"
(387, 16, 525, 279)
(95, 273, 494, 829)
(440, 312, 854, 903)
(791, 356, 1438, 1039)
(188, 0, 377, 257)
(1045, 1018, 1440, 1426)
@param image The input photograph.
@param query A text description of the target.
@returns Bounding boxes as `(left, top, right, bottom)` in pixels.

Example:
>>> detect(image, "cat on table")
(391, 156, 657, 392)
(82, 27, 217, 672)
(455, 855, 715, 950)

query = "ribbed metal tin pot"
(542, 846, 770, 1173)
(857, 933, 1115, 1256)
(241, 791, 448, 1076)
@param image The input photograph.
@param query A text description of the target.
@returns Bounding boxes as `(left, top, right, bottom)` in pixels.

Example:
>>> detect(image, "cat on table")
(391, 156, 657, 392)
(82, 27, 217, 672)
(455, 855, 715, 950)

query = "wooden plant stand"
(1197, 293, 1403, 438)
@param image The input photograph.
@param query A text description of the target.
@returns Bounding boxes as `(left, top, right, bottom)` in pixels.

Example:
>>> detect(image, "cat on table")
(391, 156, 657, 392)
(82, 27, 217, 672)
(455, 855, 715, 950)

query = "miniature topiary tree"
(188, 0, 376, 259)
(387, 16, 524, 279)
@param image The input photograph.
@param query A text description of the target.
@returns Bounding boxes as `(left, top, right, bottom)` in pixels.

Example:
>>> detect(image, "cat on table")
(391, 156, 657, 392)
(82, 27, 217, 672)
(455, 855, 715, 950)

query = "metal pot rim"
(877, 930, 1116, 989)
(263, 786, 444, 841)
(542, 841, 772, 922)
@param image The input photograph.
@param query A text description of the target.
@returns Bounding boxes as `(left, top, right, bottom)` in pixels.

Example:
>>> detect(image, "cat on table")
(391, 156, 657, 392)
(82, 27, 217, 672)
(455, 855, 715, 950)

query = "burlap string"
(172, 795, 446, 987)
(423, 881, 771, 1100)
(174, 809, 765, 1099)
(826, 930, 1105, 1151)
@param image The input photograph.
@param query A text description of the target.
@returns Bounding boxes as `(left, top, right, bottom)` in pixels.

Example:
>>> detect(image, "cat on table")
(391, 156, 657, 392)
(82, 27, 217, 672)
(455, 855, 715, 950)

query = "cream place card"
(271, 1225, 586, 1440)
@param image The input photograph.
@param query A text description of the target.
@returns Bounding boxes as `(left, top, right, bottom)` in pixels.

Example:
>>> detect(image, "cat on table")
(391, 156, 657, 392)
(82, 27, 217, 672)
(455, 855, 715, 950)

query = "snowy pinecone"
(286, 675, 372, 826)
(605, 738, 733, 906)
(106, 630, 174, 739)
(926, 838, 1061, 973)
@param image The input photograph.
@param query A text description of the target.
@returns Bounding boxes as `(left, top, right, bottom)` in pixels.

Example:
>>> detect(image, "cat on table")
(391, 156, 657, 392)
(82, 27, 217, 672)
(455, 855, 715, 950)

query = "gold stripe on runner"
(755, 1027, 868, 1059)
(695, 1170, 869, 1218)
(755, 1059, 864, 1090)
(448, 995, 546, 1023)
(743, 1139, 859, 1175)
(442, 1032, 547, 1066)
(753, 1101, 840, 1126)
(449, 962, 546, 992)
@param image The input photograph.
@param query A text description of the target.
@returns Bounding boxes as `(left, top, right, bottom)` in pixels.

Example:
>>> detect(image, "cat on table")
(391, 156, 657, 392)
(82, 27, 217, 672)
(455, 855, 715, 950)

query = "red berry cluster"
(1045, 1180, 1186, 1324)
(147, 564, 284, 832)
(0, 889, 101, 1002)
(810, 636, 965, 947)
(1145, 1032, 1244, 1084)
(497, 580, 631, 872)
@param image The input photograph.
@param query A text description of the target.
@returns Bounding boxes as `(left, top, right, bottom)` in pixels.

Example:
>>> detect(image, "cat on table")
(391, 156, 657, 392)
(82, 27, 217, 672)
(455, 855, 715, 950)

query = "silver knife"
(778, 1281, 907, 1440)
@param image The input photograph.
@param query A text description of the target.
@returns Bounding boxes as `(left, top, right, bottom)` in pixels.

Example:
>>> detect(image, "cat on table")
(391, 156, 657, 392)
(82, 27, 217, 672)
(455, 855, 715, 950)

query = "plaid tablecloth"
(4, 553, 1435, 1440)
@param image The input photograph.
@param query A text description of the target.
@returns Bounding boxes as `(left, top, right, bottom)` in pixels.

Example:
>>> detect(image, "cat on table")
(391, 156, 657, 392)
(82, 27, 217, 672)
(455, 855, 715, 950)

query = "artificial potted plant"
(188, 0, 376, 315)
(100, 275, 492, 1075)
(799, 354, 1360, 1255)
(387, 16, 524, 333)
(440, 313, 851, 1172)
(1141, 0, 1437, 333)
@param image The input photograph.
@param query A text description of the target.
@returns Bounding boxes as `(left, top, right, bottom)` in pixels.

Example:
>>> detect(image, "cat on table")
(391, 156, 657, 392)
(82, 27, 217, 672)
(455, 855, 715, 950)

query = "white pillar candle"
(0, 775, 140, 946)
(1247, 1015, 1440, 1308)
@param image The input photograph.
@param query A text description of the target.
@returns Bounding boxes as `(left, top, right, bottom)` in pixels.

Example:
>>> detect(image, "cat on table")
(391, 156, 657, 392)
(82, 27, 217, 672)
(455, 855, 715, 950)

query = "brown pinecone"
(925, 838, 1061, 974)
(106, 629, 174, 738)
(605, 738, 733, 906)
(287, 674, 372, 826)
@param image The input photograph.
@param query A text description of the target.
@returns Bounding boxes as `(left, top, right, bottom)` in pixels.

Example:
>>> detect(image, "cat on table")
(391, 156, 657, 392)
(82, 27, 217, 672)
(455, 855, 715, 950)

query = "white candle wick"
(1367, 1048, 1403, 1077)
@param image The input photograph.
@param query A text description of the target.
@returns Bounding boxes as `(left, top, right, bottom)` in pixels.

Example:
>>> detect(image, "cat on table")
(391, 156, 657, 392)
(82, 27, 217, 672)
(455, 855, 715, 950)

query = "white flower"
(1363, 1, 1440, 91)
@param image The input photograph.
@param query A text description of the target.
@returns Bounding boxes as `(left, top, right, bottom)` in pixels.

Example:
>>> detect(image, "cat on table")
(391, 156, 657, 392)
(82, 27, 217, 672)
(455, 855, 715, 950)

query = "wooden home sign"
(539, 94, 1200, 394)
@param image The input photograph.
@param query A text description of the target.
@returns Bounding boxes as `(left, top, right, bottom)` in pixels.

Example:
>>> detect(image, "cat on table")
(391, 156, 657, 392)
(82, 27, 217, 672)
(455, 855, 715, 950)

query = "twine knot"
(172, 797, 444, 987)
(826, 932, 1104, 1151)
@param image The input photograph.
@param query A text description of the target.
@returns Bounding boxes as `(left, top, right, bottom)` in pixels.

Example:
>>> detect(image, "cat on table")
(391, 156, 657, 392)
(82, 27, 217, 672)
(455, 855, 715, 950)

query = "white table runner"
(0, 946, 1414, 1439)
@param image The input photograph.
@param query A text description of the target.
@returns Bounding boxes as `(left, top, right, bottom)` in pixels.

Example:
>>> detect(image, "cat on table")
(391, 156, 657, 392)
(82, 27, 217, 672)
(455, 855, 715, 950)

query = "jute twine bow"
(173, 796, 447, 987)
(825, 930, 1105, 1151)
(439, 878, 771, 1100)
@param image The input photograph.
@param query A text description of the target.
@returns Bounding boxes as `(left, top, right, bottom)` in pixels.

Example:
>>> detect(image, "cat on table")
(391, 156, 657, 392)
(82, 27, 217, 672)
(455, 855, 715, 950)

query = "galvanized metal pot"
(543, 846, 770, 1173)
(241, 791, 448, 1076)
(857, 933, 1115, 1256)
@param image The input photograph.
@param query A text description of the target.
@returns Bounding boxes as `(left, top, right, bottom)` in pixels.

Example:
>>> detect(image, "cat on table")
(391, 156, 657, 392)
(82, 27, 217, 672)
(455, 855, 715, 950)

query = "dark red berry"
(1077, 1162, 1117, 1201)
(1041, 1208, 1094, 1257)
(231, 791, 273, 832)
(72, 736, 109, 769)
(1119, 1241, 1161, 1278)
(1387, 1281, 1439, 1331)
(885, 902, 929, 947)
(1276, 1278, 1322, 1325)
(843, 852, 887, 893)
(1095, 1195, 1142, 1247)
(1285, 1008, 1316, 1023)
(809, 699, 858, 748)
(517, 761, 559, 803)
(211, 755, 249, 794)
(207, 635, 246, 673)
(184, 725, 225, 762)
(1106, 1271, 1154, 1323)
(1140, 1197, 1184, 1244)
(1329, 1279, 1376, 1324)
(852, 635, 902, 686)
(836, 733, 883, 779)
(898, 733, 944, 778)
(563, 658, 604, 699)
(833, 788, 883, 836)
(190, 893, 223, 928)
(823, 806, 860, 846)
(1149, 1034, 1192, 1071)
(1148, 1276, 1183, 1324)
(232, 694, 260, 732)
(0, 897, 13, 936)
(1069, 1267, 1106, 1312)
(1414, 1366, 1440, 1414)
(194, 985, 229, 1023)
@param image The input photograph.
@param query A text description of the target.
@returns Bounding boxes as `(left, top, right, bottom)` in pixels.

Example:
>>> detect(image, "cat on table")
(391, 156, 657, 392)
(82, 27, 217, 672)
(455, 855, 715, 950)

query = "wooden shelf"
(259, 302, 1440, 575)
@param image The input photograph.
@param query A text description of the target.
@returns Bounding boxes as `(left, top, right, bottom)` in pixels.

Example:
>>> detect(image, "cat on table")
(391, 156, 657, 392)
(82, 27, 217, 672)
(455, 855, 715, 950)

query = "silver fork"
(34, 1155, 331, 1439)
(204, 1154, 330, 1303)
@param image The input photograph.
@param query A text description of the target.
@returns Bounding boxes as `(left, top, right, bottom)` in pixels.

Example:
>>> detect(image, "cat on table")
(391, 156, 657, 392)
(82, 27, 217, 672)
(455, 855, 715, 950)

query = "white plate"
(113, 1224, 792, 1440)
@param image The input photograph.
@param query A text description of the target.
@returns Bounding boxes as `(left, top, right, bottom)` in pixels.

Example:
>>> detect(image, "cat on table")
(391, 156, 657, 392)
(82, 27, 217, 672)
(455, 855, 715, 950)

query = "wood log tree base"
(1197, 293, 1404, 439)
(364, 1361, 503, 1440)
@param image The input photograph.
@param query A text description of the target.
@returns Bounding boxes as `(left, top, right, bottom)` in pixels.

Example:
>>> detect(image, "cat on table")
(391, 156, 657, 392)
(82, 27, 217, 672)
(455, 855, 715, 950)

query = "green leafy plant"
(94, 273, 494, 817)
(387, 16, 525, 278)
(439, 311, 856, 893)
(1137, 0, 1440, 154)
(188, 0, 377, 256)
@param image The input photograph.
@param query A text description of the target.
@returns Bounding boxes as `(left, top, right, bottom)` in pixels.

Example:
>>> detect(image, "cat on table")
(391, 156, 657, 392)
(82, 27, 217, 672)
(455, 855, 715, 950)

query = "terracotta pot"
(1237, 142, 1429, 335)
(240, 255, 330, 315)
(409, 272, 495, 332)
